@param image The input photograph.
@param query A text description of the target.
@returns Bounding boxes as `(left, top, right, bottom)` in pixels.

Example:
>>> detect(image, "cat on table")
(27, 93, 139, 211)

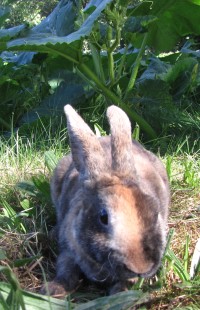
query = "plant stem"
(116, 45, 128, 81)
(184, 234, 189, 273)
(107, 24, 121, 85)
(124, 33, 148, 99)
(89, 42, 106, 84)
(78, 62, 156, 138)
(47, 46, 80, 64)
(107, 25, 115, 84)
(108, 51, 115, 83)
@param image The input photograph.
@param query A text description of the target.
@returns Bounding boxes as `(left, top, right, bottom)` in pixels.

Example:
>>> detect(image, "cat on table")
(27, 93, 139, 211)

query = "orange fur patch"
(102, 184, 153, 274)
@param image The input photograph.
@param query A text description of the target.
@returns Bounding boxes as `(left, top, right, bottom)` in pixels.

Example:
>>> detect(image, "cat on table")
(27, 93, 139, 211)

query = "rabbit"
(42, 104, 170, 296)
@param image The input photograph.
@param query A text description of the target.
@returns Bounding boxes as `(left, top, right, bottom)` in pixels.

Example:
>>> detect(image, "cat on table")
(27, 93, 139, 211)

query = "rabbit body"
(48, 105, 170, 295)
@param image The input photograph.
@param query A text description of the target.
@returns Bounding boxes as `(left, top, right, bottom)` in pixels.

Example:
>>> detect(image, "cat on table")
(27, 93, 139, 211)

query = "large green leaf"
(181, 41, 200, 58)
(0, 282, 69, 310)
(0, 24, 27, 40)
(136, 79, 173, 108)
(134, 79, 175, 131)
(132, 0, 200, 53)
(1, 50, 36, 65)
(0, 281, 149, 310)
(74, 290, 149, 310)
(139, 55, 199, 99)
(7, 0, 113, 52)
(20, 72, 86, 124)
(124, 15, 157, 35)
(32, 0, 77, 37)
(148, 0, 200, 52)
(139, 56, 171, 81)
(164, 57, 198, 99)
(2, 0, 113, 70)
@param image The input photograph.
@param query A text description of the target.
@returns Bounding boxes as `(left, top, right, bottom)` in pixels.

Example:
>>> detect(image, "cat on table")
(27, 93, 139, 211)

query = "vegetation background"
(0, 0, 199, 309)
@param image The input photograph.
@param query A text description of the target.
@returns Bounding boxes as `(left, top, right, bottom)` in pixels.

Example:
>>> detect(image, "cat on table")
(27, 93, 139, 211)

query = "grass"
(0, 122, 200, 309)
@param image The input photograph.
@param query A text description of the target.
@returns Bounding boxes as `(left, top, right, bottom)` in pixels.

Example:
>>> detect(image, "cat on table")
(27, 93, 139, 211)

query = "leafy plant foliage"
(0, 0, 200, 142)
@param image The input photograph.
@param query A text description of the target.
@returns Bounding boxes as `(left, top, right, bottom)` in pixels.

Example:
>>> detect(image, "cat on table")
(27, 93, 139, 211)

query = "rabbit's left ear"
(107, 106, 136, 176)
(64, 105, 107, 180)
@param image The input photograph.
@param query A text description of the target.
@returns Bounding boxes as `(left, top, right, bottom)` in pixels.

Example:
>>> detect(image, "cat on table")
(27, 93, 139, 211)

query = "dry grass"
(1, 189, 199, 309)
(149, 190, 200, 309)
(0, 135, 199, 309)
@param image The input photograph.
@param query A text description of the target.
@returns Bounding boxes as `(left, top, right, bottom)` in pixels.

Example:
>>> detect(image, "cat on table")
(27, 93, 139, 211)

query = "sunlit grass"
(0, 127, 199, 309)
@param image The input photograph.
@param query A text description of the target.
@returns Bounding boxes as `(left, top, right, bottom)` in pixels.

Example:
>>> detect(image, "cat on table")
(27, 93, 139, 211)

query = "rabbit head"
(48, 105, 169, 295)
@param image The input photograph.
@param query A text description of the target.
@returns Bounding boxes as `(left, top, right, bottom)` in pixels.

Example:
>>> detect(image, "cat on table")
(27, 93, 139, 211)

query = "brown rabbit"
(43, 104, 170, 296)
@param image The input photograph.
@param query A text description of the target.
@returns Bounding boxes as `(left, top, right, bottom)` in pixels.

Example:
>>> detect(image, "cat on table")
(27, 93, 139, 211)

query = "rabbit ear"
(106, 106, 135, 174)
(64, 105, 106, 179)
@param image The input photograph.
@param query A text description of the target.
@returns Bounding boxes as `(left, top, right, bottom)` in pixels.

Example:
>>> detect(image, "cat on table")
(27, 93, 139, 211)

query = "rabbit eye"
(99, 208, 108, 226)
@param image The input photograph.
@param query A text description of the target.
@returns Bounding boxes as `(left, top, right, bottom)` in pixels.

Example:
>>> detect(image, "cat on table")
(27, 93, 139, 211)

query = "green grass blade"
(45, 151, 59, 173)
(165, 249, 190, 281)
(163, 228, 175, 257)
(0, 282, 70, 310)
(0, 291, 10, 310)
(74, 290, 149, 310)
(184, 234, 190, 273)
(0, 267, 26, 310)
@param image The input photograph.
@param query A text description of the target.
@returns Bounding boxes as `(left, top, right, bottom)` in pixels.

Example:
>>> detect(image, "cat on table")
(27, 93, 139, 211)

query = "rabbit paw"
(40, 281, 68, 298)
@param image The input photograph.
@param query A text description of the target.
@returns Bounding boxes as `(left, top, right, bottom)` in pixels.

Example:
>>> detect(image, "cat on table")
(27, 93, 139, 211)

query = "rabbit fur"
(45, 104, 170, 295)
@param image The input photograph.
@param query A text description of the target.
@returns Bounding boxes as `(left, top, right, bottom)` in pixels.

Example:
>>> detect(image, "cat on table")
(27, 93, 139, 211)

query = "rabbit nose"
(138, 262, 160, 278)
(125, 259, 154, 276)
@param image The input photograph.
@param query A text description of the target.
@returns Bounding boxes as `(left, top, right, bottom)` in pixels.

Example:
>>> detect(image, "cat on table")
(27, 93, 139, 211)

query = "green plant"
(0, 266, 26, 310)
(0, 275, 150, 310)
(0, 54, 51, 131)
(164, 231, 200, 285)
(1, 0, 200, 139)
(0, 266, 69, 310)
(165, 234, 190, 282)
(183, 157, 199, 188)
(165, 155, 173, 183)
(0, 199, 31, 233)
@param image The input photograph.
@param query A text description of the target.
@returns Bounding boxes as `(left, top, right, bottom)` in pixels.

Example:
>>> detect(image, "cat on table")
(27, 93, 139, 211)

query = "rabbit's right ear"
(64, 105, 107, 180)
(107, 106, 136, 176)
